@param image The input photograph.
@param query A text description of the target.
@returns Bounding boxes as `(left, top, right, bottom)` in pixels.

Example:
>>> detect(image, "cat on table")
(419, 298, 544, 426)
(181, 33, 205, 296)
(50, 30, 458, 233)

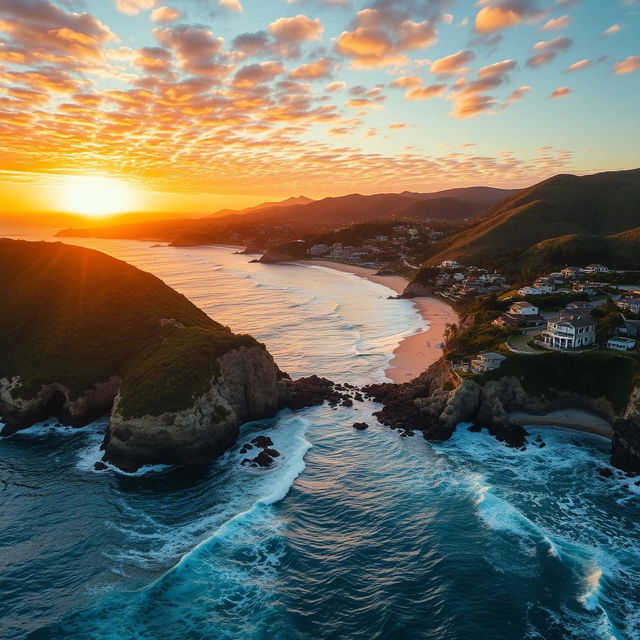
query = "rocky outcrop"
(401, 281, 432, 298)
(612, 388, 640, 474)
(367, 356, 640, 474)
(259, 241, 308, 264)
(102, 346, 282, 471)
(0, 377, 120, 435)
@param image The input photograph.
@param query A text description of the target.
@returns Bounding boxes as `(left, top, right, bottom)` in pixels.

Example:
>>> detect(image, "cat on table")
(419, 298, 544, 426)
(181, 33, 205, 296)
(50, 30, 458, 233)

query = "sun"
(60, 176, 136, 218)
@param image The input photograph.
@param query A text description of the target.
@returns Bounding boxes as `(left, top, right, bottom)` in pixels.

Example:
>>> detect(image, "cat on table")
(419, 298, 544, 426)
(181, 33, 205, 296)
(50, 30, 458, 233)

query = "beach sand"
(296, 260, 459, 383)
(509, 409, 614, 439)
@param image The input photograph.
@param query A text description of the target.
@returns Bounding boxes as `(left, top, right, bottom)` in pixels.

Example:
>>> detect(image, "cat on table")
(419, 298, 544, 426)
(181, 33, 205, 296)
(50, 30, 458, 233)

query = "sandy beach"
(296, 260, 459, 383)
(509, 409, 614, 439)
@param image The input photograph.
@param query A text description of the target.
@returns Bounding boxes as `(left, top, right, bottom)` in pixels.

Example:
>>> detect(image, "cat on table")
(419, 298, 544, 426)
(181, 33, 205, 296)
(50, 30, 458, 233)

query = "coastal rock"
(401, 282, 432, 299)
(0, 377, 119, 436)
(259, 241, 308, 264)
(353, 422, 369, 430)
(103, 345, 282, 472)
(611, 387, 640, 475)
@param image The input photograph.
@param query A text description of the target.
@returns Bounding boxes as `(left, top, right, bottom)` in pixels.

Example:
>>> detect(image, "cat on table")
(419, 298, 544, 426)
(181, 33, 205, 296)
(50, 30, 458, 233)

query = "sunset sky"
(0, 0, 638, 217)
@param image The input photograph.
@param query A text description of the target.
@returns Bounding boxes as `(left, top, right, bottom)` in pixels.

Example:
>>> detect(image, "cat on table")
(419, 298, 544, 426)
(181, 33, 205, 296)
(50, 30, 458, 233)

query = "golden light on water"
(60, 176, 136, 218)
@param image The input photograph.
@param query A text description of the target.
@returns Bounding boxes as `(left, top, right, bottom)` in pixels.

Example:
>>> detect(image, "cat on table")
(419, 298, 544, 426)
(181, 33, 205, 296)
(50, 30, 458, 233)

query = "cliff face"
(103, 346, 282, 471)
(612, 388, 640, 473)
(0, 239, 287, 471)
(367, 357, 640, 473)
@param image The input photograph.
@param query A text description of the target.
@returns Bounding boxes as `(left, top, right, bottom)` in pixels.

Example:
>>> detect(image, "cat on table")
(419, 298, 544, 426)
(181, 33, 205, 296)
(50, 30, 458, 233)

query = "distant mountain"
(400, 186, 519, 203)
(390, 196, 491, 222)
(205, 195, 314, 219)
(423, 169, 640, 267)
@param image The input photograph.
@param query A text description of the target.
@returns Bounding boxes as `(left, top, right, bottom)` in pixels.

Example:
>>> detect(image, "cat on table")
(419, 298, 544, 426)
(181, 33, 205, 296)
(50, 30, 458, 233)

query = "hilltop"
(422, 169, 640, 269)
(0, 239, 283, 470)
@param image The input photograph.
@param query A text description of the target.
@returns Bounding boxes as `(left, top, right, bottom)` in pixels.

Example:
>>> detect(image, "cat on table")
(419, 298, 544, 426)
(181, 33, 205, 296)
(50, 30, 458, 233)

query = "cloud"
(505, 85, 532, 102)
(115, 0, 158, 16)
(0, 0, 116, 65)
(475, 0, 546, 34)
(614, 55, 640, 74)
(290, 57, 333, 79)
(603, 24, 621, 35)
(450, 94, 496, 119)
(526, 36, 572, 67)
(233, 61, 285, 87)
(269, 15, 323, 42)
(430, 49, 474, 75)
(404, 83, 446, 100)
(154, 25, 229, 78)
(134, 46, 173, 75)
(325, 81, 346, 91)
(336, 5, 437, 69)
(550, 86, 571, 98)
(219, 0, 243, 12)
(540, 14, 570, 30)
(150, 6, 182, 23)
(566, 59, 590, 72)
(390, 75, 422, 88)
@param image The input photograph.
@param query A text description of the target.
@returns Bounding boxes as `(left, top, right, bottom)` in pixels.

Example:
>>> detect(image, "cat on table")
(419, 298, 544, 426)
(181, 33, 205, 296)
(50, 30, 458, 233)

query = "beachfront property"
(584, 264, 609, 274)
(607, 336, 637, 351)
(617, 293, 640, 315)
(561, 266, 583, 279)
(565, 301, 595, 313)
(517, 285, 549, 296)
(539, 315, 597, 350)
(493, 301, 544, 327)
(470, 352, 507, 373)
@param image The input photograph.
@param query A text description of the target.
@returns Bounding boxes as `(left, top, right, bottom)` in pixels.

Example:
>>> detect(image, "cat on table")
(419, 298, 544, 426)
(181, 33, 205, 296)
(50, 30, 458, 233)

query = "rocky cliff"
(366, 357, 640, 473)
(0, 239, 289, 471)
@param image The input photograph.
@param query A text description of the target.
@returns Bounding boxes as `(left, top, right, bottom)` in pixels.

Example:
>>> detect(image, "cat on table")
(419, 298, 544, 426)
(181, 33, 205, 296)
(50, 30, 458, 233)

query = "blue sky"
(0, 0, 638, 213)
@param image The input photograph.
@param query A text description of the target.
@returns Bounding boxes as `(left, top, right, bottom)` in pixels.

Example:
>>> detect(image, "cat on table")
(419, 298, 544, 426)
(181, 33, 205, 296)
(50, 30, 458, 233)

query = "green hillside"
(424, 169, 640, 267)
(0, 239, 259, 417)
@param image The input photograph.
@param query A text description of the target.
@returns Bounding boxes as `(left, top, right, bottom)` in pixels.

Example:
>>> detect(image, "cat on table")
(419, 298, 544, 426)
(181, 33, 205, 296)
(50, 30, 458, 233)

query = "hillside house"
(561, 266, 583, 279)
(585, 264, 609, 274)
(470, 352, 507, 373)
(607, 337, 637, 351)
(540, 315, 597, 350)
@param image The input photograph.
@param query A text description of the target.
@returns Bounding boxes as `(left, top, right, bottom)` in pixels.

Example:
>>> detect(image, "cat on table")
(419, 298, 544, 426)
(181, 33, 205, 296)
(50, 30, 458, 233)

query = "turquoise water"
(1, 237, 639, 639)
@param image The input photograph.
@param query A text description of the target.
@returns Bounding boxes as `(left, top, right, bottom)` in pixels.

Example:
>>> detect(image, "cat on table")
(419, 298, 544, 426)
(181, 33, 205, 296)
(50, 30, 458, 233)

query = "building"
(561, 266, 583, 279)
(573, 283, 597, 296)
(541, 315, 597, 350)
(517, 286, 548, 296)
(533, 277, 555, 293)
(440, 260, 462, 269)
(470, 352, 507, 373)
(585, 264, 609, 274)
(565, 301, 595, 313)
(617, 294, 640, 315)
(308, 244, 330, 257)
(607, 337, 637, 351)
(493, 301, 543, 327)
(509, 301, 539, 316)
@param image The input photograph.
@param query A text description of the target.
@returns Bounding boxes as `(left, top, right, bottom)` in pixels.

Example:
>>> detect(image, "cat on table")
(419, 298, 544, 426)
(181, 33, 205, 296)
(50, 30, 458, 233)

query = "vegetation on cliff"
(0, 239, 263, 416)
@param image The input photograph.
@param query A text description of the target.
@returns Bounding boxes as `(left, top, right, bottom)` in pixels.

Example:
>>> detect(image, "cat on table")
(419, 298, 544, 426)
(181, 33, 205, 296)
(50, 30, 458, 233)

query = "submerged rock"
(353, 422, 369, 431)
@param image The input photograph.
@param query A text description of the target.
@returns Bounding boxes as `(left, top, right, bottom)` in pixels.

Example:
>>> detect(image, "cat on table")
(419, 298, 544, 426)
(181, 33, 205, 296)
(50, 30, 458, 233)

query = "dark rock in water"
(341, 398, 354, 407)
(263, 448, 280, 458)
(253, 450, 275, 467)
(467, 424, 482, 432)
(353, 422, 369, 431)
(520, 446, 527, 451)
(598, 467, 614, 478)
(353, 393, 364, 402)
(280, 375, 351, 411)
(535, 435, 543, 443)
(239, 443, 253, 454)
(538, 442, 547, 449)
(94, 461, 108, 471)
(251, 436, 273, 449)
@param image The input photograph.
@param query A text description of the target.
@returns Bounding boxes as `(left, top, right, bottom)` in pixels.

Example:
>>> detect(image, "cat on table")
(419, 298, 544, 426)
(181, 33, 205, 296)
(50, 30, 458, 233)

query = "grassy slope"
(0, 239, 261, 417)
(424, 169, 640, 266)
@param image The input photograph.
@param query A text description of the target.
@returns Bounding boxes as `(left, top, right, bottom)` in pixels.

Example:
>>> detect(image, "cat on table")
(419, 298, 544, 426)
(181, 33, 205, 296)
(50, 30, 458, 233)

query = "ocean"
(1, 235, 639, 640)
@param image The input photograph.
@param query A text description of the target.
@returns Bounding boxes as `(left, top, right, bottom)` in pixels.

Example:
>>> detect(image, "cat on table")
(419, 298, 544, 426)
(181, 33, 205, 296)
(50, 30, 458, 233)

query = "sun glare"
(60, 176, 136, 218)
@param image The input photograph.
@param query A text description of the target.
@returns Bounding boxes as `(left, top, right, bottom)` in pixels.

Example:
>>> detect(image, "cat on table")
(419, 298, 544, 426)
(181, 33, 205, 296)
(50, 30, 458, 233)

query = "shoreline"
(509, 409, 614, 439)
(295, 260, 459, 383)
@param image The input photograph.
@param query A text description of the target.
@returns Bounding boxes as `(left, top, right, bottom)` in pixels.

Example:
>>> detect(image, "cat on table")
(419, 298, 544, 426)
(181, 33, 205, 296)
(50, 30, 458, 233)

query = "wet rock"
(538, 442, 547, 449)
(94, 461, 108, 471)
(598, 467, 614, 478)
(251, 436, 273, 449)
(239, 443, 254, 454)
(341, 398, 353, 407)
(467, 424, 482, 433)
(353, 422, 369, 431)
(263, 448, 280, 458)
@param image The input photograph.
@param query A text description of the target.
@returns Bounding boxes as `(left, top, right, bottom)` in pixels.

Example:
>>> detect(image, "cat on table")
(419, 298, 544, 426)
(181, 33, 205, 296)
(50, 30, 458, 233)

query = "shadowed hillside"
(422, 169, 640, 267)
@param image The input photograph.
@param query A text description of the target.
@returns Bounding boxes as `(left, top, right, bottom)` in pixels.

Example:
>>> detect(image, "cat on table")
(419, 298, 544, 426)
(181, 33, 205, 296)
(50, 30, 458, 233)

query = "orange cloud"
(290, 57, 333, 79)
(404, 84, 446, 101)
(150, 6, 182, 23)
(614, 55, 640, 74)
(430, 50, 474, 75)
(550, 86, 571, 99)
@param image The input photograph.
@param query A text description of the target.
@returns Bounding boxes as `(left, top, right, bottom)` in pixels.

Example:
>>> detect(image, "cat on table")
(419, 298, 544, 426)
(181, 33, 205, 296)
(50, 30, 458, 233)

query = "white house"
(585, 264, 609, 274)
(607, 337, 636, 351)
(617, 294, 640, 315)
(517, 286, 547, 296)
(509, 301, 539, 316)
(541, 315, 597, 350)
(470, 352, 507, 373)
(561, 266, 583, 279)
